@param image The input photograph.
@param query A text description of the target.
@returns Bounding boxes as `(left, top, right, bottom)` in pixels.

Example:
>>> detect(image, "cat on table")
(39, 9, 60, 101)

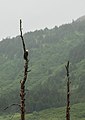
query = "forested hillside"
(0, 16, 85, 113)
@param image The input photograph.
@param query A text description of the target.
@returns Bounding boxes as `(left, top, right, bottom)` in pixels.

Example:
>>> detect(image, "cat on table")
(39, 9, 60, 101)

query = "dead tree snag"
(65, 61, 70, 120)
(20, 19, 29, 120)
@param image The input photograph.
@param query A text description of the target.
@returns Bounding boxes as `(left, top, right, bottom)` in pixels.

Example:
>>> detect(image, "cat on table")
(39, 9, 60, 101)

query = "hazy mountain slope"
(76, 15, 85, 22)
(0, 17, 85, 113)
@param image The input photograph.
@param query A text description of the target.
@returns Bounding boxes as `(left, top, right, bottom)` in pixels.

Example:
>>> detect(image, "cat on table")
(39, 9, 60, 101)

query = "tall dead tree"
(20, 19, 29, 120)
(65, 61, 70, 120)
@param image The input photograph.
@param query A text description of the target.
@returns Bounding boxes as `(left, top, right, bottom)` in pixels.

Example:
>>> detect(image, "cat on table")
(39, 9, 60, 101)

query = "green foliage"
(0, 103, 85, 120)
(0, 18, 85, 113)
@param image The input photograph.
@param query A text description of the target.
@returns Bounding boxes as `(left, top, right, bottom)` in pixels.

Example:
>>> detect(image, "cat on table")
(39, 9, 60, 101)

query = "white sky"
(0, 0, 85, 40)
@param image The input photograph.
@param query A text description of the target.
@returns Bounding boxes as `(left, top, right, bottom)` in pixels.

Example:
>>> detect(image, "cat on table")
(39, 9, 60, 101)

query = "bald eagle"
(24, 50, 28, 60)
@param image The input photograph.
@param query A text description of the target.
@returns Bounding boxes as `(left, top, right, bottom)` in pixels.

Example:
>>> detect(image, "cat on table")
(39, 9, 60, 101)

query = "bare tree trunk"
(20, 19, 29, 120)
(65, 61, 70, 120)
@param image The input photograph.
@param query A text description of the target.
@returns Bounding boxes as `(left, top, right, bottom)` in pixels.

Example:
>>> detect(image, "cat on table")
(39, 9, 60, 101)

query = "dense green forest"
(0, 16, 85, 115)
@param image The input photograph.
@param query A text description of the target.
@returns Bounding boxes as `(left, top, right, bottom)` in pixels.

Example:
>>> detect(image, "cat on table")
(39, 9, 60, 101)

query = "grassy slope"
(0, 103, 85, 120)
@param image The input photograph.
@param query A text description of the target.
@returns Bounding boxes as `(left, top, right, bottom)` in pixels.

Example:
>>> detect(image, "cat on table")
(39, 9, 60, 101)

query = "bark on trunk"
(65, 61, 70, 120)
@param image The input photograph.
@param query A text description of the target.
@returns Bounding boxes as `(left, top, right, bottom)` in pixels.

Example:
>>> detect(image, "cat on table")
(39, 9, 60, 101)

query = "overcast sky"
(0, 0, 85, 40)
